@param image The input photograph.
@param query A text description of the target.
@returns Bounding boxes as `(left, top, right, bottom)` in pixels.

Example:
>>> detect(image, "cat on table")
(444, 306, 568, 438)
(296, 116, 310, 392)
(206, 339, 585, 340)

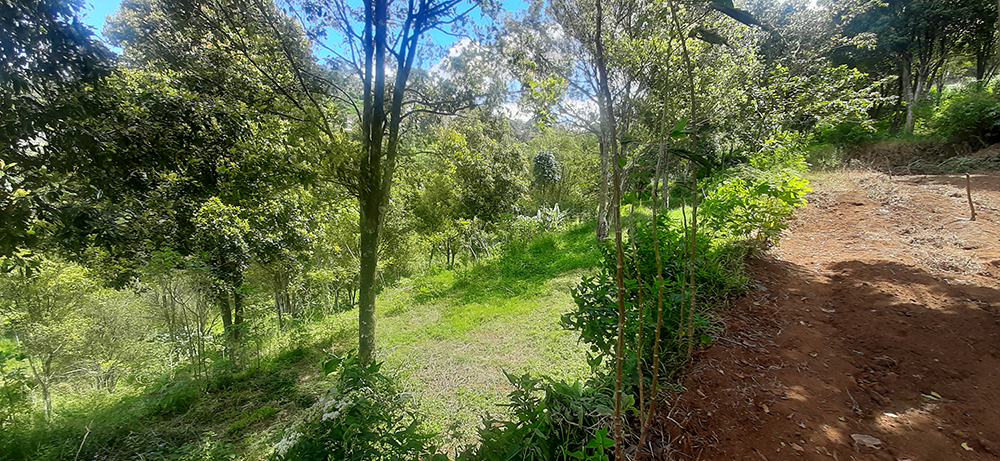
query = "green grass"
(1, 224, 602, 460)
(0, 342, 322, 461)
(313, 223, 604, 452)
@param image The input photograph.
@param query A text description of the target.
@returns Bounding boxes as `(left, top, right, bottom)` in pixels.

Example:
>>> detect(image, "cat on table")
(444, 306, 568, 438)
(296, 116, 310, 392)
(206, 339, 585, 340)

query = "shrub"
(143, 379, 201, 417)
(458, 372, 618, 461)
(700, 165, 810, 247)
(814, 121, 881, 147)
(272, 354, 443, 461)
(749, 131, 809, 172)
(933, 85, 1000, 146)
(499, 214, 543, 244)
(563, 214, 740, 388)
(0, 343, 31, 423)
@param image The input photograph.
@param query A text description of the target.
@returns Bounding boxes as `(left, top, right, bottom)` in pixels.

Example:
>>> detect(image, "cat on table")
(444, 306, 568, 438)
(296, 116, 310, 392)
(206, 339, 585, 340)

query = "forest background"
(2, 0, 1000, 459)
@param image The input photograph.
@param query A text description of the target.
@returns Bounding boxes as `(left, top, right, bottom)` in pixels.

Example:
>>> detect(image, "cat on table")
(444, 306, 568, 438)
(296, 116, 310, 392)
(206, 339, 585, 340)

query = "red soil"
(654, 170, 1000, 460)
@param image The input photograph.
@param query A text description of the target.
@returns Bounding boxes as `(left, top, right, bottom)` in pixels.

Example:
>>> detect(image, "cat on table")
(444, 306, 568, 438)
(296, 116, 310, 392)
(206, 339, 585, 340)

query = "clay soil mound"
(654, 169, 1000, 460)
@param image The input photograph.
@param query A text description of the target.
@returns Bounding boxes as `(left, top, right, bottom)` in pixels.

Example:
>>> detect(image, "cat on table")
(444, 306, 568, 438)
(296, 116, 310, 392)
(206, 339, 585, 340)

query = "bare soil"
(654, 169, 1000, 460)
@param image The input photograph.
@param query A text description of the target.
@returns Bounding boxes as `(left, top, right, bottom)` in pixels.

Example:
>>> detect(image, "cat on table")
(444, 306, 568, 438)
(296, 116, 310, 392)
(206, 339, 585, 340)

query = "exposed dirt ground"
(656, 169, 1000, 460)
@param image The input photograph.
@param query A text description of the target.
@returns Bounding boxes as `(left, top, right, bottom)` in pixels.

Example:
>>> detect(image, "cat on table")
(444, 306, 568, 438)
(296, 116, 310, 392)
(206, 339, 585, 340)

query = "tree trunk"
(902, 53, 943, 134)
(901, 57, 916, 134)
(233, 290, 244, 341)
(976, 47, 987, 81)
(274, 271, 291, 327)
(356, 0, 389, 366)
(219, 292, 233, 338)
(358, 193, 381, 365)
(593, 0, 624, 456)
(596, 140, 610, 240)
(40, 379, 51, 421)
(26, 352, 53, 421)
(275, 284, 284, 329)
(356, 0, 438, 365)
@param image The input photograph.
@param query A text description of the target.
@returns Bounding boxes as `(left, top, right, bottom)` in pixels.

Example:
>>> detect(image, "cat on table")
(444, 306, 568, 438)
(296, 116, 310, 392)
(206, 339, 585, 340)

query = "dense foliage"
(2, 0, 996, 458)
(273, 354, 444, 461)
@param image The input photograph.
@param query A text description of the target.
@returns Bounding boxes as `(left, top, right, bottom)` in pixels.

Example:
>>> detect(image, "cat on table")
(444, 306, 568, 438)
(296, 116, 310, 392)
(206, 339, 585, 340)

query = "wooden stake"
(966, 173, 977, 221)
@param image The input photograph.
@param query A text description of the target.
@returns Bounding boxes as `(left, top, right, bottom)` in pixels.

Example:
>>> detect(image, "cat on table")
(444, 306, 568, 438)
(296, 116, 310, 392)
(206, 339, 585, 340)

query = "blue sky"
(80, 0, 528, 61)
(79, 0, 121, 36)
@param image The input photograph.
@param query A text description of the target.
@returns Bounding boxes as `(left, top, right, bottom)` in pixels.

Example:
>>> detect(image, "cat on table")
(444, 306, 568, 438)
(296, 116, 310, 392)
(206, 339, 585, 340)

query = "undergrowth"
(0, 346, 318, 461)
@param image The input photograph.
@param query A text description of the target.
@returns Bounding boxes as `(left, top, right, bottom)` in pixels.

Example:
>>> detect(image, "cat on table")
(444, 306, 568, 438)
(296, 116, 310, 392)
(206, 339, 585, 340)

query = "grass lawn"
(306, 224, 603, 452)
(1, 225, 602, 460)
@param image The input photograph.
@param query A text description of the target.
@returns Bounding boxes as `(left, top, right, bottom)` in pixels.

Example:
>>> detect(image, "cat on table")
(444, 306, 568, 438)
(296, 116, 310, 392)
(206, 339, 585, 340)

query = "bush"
(563, 213, 742, 388)
(933, 84, 1000, 146)
(814, 121, 881, 147)
(0, 343, 31, 423)
(272, 354, 443, 461)
(700, 165, 810, 247)
(458, 372, 618, 461)
(749, 131, 809, 172)
(143, 379, 202, 417)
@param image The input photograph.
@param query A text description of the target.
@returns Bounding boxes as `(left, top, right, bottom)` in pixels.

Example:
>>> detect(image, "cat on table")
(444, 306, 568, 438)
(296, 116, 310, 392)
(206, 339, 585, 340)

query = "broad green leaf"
(690, 27, 728, 46)
(322, 356, 342, 374)
(671, 118, 688, 138)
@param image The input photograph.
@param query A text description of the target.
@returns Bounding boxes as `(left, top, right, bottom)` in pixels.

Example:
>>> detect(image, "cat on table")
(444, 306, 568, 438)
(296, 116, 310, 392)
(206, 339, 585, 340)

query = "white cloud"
(560, 98, 599, 120)
(501, 102, 533, 122)
(429, 38, 476, 80)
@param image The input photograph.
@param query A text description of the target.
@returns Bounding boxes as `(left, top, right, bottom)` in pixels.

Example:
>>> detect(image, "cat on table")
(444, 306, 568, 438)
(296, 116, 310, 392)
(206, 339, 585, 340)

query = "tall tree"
(110, 0, 487, 363)
(503, 0, 615, 239)
(0, 0, 111, 266)
(839, 0, 994, 132)
(310, 0, 487, 363)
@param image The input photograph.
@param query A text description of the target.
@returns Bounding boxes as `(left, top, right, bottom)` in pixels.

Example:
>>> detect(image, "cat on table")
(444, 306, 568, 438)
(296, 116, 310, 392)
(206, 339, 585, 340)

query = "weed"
(144, 379, 202, 417)
(272, 353, 445, 461)
(457, 372, 619, 461)
(229, 406, 280, 434)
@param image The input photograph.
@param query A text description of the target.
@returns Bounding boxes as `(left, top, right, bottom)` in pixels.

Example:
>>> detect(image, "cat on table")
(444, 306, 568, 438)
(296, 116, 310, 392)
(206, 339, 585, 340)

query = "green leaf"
(595, 427, 614, 448)
(690, 27, 728, 46)
(617, 157, 627, 169)
(671, 118, 688, 138)
(322, 356, 342, 374)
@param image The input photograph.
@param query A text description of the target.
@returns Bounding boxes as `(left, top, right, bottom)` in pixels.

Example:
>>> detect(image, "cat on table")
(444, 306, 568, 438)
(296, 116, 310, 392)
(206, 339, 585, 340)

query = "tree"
(531, 150, 562, 206)
(110, 0, 492, 363)
(0, 259, 90, 420)
(446, 115, 529, 222)
(839, 0, 995, 132)
(1, 0, 111, 265)
(526, 129, 599, 213)
(247, 192, 316, 327)
(961, 0, 999, 81)
(33, 67, 298, 347)
(318, 0, 489, 364)
(501, 0, 615, 239)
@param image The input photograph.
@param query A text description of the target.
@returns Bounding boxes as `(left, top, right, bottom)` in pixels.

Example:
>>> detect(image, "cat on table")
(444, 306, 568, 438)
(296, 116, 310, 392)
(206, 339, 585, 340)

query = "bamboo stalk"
(638, 123, 667, 454)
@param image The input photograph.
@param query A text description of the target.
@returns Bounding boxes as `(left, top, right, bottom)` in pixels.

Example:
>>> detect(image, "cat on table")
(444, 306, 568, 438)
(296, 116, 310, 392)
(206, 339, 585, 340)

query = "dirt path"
(656, 170, 1000, 460)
